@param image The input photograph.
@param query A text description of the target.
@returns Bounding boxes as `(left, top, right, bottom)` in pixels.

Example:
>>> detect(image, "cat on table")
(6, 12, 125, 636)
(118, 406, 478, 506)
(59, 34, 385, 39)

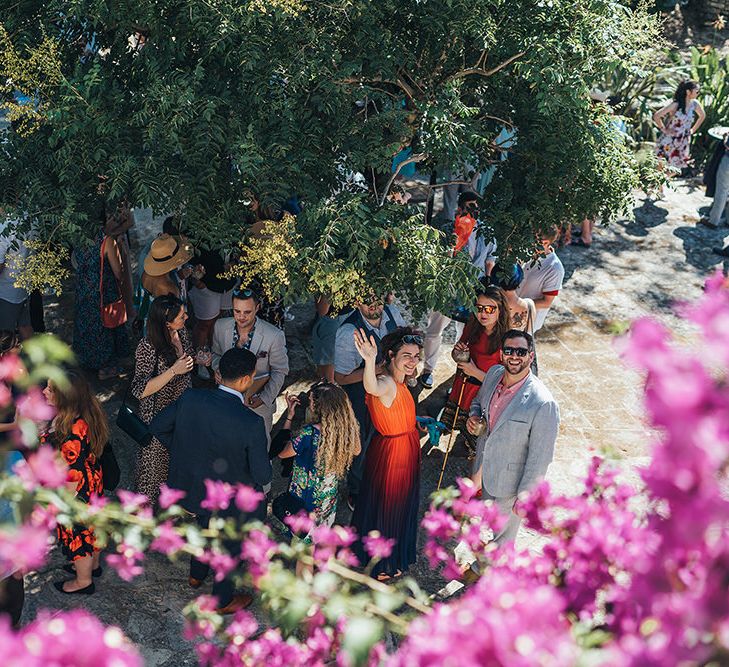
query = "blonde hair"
(310, 382, 360, 478)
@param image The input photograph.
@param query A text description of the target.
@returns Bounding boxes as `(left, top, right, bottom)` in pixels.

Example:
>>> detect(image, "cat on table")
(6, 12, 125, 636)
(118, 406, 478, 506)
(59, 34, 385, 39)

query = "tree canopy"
(0, 0, 661, 310)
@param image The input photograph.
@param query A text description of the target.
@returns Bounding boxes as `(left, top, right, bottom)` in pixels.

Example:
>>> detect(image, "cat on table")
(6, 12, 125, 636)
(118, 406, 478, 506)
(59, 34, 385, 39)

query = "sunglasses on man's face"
(476, 304, 497, 314)
(502, 345, 529, 357)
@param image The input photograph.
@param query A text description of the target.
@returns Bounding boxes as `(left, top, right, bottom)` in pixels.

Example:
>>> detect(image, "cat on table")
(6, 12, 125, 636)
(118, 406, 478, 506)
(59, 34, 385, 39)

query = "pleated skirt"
(351, 429, 421, 577)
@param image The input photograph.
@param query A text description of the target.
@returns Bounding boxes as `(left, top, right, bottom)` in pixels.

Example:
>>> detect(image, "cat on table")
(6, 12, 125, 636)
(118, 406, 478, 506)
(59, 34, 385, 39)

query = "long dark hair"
(463, 285, 510, 353)
(146, 294, 184, 365)
(50, 368, 109, 459)
(673, 80, 699, 114)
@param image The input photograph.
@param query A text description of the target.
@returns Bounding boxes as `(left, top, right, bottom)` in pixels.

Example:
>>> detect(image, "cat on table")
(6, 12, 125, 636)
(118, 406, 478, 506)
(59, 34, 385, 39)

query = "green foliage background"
(0, 0, 660, 308)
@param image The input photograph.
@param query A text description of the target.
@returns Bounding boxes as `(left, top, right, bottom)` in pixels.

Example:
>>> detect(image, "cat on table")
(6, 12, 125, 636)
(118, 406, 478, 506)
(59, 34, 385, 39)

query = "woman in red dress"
(350, 327, 423, 580)
(441, 286, 510, 454)
(42, 368, 107, 595)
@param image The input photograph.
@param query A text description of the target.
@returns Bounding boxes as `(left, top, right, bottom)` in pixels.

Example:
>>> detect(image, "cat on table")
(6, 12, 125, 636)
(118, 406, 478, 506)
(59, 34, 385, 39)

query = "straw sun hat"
(143, 234, 193, 276)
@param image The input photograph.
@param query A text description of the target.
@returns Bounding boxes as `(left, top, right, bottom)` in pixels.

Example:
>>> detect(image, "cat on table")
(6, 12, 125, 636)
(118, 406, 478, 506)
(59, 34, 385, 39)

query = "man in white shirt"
(334, 294, 406, 501)
(516, 228, 565, 332)
(0, 218, 31, 339)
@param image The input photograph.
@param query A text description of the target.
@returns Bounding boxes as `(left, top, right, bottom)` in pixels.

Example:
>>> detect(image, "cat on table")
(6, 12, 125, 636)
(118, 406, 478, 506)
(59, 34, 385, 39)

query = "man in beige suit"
(211, 287, 289, 444)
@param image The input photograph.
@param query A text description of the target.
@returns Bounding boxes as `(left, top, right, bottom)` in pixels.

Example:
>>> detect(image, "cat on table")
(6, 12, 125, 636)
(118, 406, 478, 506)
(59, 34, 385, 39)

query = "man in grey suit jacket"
(466, 329, 559, 544)
(210, 287, 289, 443)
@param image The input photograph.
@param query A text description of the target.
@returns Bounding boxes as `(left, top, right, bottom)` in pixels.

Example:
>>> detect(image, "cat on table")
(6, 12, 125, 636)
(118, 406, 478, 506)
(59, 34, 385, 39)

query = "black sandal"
(53, 580, 95, 595)
(62, 563, 103, 577)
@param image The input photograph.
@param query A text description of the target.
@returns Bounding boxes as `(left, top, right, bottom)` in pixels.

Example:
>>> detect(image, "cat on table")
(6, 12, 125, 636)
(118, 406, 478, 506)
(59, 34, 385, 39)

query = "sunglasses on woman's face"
(476, 304, 498, 314)
(401, 334, 423, 346)
(502, 345, 529, 357)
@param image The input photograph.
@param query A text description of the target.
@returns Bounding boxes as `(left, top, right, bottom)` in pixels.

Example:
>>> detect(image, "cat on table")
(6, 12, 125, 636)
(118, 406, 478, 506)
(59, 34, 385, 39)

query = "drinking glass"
(471, 413, 487, 437)
(196, 345, 212, 366)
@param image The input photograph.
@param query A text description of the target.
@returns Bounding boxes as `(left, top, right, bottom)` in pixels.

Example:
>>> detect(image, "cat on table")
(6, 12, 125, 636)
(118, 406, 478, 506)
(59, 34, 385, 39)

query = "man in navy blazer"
(150, 347, 272, 613)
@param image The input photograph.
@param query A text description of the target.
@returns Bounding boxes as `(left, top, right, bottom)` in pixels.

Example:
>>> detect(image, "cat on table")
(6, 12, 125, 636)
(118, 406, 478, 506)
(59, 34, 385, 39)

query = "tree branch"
(378, 152, 427, 207)
(334, 75, 417, 105)
(446, 51, 526, 84)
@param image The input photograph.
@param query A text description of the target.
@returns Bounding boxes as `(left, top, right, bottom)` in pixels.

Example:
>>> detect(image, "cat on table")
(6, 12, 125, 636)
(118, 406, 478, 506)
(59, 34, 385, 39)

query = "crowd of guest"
(0, 179, 570, 618)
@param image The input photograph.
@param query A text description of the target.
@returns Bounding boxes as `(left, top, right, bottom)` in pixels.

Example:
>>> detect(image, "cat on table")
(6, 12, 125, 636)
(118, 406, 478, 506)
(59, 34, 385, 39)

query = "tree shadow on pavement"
(673, 225, 729, 272)
(618, 199, 669, 237)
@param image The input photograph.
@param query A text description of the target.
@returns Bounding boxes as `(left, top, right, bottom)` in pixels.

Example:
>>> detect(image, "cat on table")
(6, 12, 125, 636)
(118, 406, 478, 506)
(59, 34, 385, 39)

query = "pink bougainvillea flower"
(0, 382, 12, 409)
(116, 490, 150, 512)
(200, 480, 235, 512)
(107, 543, 145, 581)
(149, 521, 186, 556)
(240, 528, 276, 583)
(197, 548, 238, 582)
(283, 511, 314, 536)
(234, 484, 264, 513)
(13, 445, 68, 490)
(158, 484, 186, 510)
(87, 494, 110, 516)
(0, 609, 141, 666)
(0, 523, 50, 572)
(363, 531, 395, 561)
(0, 353, 24, 382)
(16, 385, 55, 422)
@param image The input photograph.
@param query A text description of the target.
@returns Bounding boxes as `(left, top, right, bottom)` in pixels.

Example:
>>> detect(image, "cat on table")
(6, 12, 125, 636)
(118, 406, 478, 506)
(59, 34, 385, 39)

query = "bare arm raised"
(353, 328, 397, 407)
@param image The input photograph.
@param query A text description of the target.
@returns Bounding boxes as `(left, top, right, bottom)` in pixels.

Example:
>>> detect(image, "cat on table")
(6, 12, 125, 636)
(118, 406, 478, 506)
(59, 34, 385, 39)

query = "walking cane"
(437, 372, 466, 491)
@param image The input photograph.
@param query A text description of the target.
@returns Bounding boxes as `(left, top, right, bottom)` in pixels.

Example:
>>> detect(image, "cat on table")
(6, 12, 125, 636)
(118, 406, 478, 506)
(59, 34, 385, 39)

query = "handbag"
(100, 441, 121, 491)
(116, 357, 157, 447)
(272, 491, 307, 526)
(100, 237, 128, 329)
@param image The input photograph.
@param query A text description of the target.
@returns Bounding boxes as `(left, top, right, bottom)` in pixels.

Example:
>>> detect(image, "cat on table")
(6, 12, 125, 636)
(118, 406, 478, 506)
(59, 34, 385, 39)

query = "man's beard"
(505, 360, 528, 374)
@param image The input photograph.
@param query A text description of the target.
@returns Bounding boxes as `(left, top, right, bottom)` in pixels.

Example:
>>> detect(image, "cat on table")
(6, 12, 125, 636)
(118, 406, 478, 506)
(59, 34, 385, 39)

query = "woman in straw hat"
(140, 233, 195, 302)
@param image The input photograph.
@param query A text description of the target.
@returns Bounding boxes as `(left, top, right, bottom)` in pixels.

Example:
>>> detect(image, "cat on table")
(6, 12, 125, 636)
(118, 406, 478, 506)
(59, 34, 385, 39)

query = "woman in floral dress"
(131, 294, 195, 504)
(43, 369, 107, 595)
(273, 381, 360, 535)
(654, 80, 705, 172)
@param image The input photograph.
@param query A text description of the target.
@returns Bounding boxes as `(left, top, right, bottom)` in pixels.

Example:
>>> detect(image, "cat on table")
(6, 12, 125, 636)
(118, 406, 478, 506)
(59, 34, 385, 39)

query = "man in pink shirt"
(466, 330, 560, 544)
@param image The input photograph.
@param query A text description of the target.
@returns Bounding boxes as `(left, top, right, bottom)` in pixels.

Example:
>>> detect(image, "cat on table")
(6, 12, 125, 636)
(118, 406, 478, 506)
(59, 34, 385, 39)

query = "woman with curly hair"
(42, 368, 108, 595)
(274, 381, 360, 531)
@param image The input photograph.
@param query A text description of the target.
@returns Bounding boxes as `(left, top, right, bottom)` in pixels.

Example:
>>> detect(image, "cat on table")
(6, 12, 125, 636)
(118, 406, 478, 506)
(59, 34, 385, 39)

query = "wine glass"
(196, 345, 212, 367)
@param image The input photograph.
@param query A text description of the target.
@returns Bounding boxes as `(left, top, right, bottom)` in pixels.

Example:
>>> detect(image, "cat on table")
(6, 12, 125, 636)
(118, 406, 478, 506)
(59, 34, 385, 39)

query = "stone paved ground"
(18, 180, 718, 664)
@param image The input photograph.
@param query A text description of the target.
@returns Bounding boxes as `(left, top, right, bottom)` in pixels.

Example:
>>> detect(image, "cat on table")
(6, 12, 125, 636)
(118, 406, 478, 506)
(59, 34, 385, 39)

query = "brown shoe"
(698, 216, 719, 229)
(216, 593, 253, 615)
(188, 577, 203, 589)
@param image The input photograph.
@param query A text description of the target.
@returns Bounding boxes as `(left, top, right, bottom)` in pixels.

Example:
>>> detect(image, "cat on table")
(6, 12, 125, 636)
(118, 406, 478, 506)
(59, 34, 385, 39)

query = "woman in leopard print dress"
(131, 294, 194, 504)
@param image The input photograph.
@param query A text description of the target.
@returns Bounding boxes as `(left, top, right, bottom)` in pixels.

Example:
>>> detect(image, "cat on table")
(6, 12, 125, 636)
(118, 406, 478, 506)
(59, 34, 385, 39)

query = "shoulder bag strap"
(99, 236, 123, 308)
(121, 352, 159, 413)
(383, 304, 397, 332)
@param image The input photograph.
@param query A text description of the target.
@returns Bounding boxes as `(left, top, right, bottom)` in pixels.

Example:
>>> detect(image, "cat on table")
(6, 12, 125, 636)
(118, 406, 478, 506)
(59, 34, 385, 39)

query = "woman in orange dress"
(42, 368, 108, 595)
(350, 326, 423, 579)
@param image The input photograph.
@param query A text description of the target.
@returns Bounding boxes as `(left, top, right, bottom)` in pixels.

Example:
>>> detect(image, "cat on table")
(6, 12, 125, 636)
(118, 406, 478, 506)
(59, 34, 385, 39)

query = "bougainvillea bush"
(1, 278, 728, 666)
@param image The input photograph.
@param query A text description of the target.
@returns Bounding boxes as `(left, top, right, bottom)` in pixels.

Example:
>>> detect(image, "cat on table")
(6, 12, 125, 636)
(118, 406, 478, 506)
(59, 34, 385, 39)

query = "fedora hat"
(143, 234, 193, 276)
